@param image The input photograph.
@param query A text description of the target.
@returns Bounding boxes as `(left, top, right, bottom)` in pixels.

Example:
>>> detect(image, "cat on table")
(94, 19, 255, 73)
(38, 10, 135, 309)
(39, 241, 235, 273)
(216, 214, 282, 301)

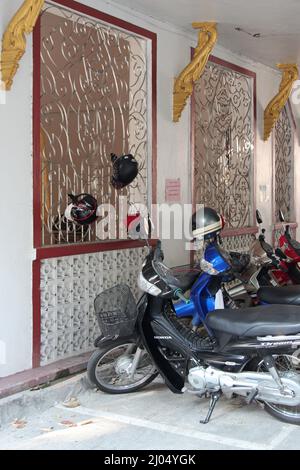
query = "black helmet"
(111, 153, 139, 189)
(192, 207, 223, 240)
(65, 193, 98, 225)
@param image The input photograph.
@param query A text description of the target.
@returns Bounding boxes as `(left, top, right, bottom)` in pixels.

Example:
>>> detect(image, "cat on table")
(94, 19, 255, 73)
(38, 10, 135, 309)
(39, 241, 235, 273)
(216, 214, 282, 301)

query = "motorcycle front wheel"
(87, 338, 158, 394)
(250, 354, 300, 425)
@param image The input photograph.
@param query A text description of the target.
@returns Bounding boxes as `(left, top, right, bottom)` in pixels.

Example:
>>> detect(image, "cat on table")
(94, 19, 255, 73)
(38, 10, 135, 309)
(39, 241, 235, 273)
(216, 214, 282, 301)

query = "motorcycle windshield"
(204, 243, 231, 273)
(152, 261, 200, 292)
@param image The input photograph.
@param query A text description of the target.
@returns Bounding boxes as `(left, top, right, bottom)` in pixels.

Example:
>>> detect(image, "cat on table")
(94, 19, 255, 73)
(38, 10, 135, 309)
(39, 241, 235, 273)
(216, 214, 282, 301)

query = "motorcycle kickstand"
(200, 391, 221, 424)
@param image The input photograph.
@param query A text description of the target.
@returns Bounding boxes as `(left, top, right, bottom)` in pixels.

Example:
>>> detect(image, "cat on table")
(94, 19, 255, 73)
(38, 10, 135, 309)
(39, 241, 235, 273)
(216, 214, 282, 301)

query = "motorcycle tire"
(247, 355, 300, 425)
(87, 338, 158, 394)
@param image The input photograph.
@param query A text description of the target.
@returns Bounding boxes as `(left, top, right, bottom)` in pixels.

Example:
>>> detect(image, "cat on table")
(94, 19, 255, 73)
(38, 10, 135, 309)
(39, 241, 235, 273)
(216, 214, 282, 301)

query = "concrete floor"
(0, 376, 300, 450)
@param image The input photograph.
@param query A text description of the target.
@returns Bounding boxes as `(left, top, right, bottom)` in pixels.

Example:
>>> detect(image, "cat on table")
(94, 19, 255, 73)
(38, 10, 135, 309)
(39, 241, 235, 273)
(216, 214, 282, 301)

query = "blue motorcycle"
(174, 237, 300, 328)
(174, 239, 238, 327)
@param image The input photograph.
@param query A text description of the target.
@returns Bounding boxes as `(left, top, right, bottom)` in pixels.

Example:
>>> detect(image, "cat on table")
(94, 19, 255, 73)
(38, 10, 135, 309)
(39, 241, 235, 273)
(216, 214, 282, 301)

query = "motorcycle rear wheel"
(87, 338, 158, 394)
(249, 354, 300, 425)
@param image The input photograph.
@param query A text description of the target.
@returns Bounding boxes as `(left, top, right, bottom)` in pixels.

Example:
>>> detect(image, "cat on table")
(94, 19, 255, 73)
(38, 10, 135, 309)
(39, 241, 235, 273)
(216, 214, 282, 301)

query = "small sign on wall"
(165, 178, 181, 203)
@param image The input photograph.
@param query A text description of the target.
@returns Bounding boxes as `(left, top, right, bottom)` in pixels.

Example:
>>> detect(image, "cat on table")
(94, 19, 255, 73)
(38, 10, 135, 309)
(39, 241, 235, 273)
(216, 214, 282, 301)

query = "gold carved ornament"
(0, 0, 44, 90)
(264, 64, 299, 141)
(173, 22, 218, 122)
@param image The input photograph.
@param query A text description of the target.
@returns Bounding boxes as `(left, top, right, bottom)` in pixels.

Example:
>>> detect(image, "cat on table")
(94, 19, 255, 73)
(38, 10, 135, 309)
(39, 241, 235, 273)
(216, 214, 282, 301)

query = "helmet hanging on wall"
(111, 153, 139, 189)
(65, 193, 98, 225)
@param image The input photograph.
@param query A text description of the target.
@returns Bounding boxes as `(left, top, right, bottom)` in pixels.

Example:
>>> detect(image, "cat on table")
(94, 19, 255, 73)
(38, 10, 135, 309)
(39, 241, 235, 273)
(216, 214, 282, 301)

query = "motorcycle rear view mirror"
(279, 210, 285, 223)
(256, 209, 263, 224)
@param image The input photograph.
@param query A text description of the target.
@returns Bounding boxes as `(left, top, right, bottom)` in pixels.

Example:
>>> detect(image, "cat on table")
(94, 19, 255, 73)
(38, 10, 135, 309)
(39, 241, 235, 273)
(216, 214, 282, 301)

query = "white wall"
(0, 0, 299, 376)
(0, 1, 34, 377)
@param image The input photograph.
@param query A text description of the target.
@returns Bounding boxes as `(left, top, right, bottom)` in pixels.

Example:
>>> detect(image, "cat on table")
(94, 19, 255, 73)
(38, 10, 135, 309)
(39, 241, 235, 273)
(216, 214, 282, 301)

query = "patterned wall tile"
(40, 246, 147, 365)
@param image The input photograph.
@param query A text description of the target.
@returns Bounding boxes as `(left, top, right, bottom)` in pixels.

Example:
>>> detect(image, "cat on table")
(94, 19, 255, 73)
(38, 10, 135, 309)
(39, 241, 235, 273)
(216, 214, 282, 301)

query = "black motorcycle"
(88, 240, 300, 425)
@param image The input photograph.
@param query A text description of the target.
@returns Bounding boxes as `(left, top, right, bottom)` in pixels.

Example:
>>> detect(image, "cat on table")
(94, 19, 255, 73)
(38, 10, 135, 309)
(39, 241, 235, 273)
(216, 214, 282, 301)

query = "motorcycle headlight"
(200, 259, 219, 275)
(138, 272, 161, 296)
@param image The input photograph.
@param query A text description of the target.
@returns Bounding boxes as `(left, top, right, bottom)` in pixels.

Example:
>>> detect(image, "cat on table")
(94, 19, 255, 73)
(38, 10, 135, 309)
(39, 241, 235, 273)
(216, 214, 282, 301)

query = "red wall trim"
(151, 35, 158, 205)
(33, 16, 42, 249)
(190, 81, 196, 264)
(37, 239, 156, 260)
(32, 17, 42, 368)
(222, 226, 258, 237)
(32, 260, 41, 368)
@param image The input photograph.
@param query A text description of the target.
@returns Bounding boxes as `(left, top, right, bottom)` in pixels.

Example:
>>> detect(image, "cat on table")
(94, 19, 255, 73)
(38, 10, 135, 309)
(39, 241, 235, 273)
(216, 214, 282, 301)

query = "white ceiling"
(110, 0, 300, 68)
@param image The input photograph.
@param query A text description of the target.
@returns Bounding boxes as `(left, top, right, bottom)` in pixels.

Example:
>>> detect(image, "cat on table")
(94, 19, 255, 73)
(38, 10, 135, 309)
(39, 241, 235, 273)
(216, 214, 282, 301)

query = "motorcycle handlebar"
(267, 253, 290, 273)
(268, 253, 280, 268)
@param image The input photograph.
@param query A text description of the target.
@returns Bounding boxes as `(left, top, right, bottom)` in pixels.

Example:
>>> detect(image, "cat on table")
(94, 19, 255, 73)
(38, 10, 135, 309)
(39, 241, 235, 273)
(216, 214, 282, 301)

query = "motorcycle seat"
(206, 305, 300, 337)
(258, 286, 300, 306)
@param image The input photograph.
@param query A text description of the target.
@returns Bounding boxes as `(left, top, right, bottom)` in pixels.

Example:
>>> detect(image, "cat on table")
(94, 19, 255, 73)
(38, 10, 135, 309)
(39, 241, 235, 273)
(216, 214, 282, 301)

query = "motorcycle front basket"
(94, 284, 137, 337)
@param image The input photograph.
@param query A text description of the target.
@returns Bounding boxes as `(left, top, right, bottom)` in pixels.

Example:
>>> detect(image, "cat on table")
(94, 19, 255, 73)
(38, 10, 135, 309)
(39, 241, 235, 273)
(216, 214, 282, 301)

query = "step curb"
(0, 373, 94, 427)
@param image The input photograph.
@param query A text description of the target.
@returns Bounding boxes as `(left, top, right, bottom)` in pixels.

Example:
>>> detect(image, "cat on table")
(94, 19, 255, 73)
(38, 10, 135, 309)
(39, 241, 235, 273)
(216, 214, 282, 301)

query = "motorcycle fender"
(94, 333, 138, 348)
(138, 297, 184, 394)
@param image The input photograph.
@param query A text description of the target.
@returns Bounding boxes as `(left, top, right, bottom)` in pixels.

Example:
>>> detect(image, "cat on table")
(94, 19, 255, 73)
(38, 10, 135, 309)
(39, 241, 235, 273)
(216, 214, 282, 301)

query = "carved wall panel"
(273, 225, 297, 247)
(221, 233, 255, 252)
(194, 232, 255, 263)
(40, 246, 147, 365)
(40, 3, 150, 245)
(274, 105, 294, 222)
(194, 59, 255, 229)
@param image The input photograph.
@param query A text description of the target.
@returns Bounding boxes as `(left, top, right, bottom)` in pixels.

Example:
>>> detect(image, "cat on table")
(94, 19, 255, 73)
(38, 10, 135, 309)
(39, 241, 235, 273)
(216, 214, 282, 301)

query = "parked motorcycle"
(222, 210, 291, 306)
(200, 208, 300, 310)
(253, 209, 300, 286)
(277, 210, 300, 284)
(174, 209, 294, 325)
(87, 212, 300, 425)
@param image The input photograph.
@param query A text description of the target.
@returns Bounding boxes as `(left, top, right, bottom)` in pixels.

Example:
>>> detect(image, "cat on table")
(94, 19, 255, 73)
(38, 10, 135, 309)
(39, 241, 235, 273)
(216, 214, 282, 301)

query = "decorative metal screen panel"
(274, 105, 294, 222)
(221, 232, 255, 252)
(194, 59, 255, 228)
(40, 3, 150, 245)
(40, 246, 147, 365)
(273, 225, 297, 247)
(194, 232, 255, 263)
